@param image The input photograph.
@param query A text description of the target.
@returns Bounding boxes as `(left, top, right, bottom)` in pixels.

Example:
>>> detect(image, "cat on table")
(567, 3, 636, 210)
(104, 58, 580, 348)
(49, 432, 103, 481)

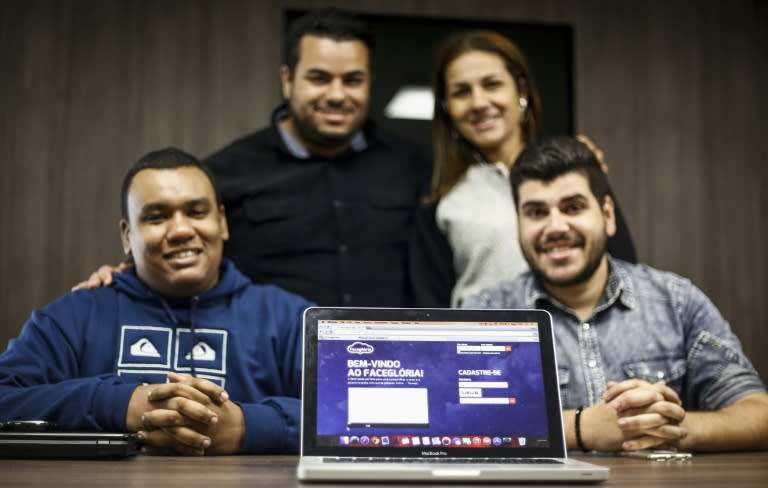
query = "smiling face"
(120, 167, 229, 298)
(280, 34, 370, 157)
(517, 172, 616, 289)
(444, 49, 523, 163)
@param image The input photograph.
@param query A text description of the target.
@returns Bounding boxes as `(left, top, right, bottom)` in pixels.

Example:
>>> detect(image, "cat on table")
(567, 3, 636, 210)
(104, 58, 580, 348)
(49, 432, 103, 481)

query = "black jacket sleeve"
(607, 190, 637, 263)
(408, 201, 456, 307)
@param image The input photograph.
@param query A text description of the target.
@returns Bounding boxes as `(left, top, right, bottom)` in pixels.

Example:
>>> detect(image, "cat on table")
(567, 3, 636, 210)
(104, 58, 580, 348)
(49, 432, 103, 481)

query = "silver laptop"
(297, 307, 609, 482)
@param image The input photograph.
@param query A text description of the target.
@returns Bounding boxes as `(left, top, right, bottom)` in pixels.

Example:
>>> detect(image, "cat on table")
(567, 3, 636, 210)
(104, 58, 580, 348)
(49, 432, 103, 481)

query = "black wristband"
(575, 406, 587, 451)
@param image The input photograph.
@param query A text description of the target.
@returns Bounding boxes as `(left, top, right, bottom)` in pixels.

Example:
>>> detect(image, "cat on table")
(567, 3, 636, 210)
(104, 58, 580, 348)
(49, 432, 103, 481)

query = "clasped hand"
(581, 379, 687, 452)
(126, 372, 244, 455)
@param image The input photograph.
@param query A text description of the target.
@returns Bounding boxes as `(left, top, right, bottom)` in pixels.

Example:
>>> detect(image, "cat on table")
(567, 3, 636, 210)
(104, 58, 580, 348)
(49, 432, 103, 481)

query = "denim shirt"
(462, 256, 766, 410)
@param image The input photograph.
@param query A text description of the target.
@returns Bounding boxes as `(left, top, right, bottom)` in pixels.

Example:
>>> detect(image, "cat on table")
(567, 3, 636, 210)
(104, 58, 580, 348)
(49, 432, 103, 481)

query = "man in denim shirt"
(463, 136, 768, 452)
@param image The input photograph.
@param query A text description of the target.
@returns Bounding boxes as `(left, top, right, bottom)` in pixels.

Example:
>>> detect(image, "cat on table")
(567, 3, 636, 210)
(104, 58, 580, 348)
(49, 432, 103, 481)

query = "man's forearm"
(563, 409, 578, 450)
(678, 392, 768, 452)
(562, 384, 688, 452)
(562, 403, 624, 452)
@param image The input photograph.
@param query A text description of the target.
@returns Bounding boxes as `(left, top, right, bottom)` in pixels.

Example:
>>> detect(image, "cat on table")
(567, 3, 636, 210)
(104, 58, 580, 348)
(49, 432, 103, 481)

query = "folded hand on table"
(127, 372, 244, 455)
(579, 379, 686, 452)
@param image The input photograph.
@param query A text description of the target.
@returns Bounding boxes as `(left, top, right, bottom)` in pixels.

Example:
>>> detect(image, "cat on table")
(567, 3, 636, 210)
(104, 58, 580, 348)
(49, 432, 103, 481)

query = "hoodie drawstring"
(188, 296, 199, 378)
(153, 292, 178, 326)
(150, 291, 199, 379)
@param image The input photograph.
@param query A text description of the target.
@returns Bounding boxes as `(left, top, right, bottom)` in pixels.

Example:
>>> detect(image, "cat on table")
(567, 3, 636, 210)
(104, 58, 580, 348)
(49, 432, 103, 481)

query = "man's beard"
(291, 107, 360, 149)
(523, 231, 607, 288)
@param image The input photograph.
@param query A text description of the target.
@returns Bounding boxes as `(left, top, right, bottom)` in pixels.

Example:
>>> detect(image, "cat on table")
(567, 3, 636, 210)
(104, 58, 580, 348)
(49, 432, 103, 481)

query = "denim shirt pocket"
(622, 357, 687, 392)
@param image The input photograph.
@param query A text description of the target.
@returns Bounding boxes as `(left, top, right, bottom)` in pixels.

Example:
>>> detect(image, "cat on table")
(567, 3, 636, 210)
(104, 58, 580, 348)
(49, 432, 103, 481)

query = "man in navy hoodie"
(0, 148, 313, 455)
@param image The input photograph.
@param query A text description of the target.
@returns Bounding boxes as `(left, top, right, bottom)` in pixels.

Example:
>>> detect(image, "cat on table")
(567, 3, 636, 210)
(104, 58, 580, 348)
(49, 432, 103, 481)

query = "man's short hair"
(283, 8, 373, 75)
(510, 136, 610, 207)
(120, 147, 222, 220)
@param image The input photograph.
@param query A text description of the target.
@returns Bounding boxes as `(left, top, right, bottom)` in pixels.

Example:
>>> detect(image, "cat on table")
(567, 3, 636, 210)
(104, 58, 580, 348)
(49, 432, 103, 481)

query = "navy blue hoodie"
(0, 259, 312, 453)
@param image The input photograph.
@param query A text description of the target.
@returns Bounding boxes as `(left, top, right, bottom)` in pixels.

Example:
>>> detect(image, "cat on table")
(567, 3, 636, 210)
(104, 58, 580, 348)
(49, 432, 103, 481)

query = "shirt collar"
(524, 254, 636, 317)
(604, 255, 636, 309)
(274, 105, 368, 159)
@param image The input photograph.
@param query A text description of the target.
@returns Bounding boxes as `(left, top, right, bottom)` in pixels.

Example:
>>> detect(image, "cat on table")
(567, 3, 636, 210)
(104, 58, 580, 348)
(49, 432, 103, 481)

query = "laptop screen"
(301, 308, 566, 459)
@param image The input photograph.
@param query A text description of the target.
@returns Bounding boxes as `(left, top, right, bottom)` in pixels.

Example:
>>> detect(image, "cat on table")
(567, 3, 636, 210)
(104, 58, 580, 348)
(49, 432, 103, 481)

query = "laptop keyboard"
(323, 457, 562, 464)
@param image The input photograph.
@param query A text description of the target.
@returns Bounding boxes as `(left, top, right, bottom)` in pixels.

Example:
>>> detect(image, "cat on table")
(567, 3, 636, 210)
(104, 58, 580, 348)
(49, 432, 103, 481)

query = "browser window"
(315, 320, 549, 449)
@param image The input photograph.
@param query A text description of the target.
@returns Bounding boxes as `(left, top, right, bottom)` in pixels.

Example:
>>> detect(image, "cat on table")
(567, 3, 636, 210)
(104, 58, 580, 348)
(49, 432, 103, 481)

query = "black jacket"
(206, 106, 430, 307)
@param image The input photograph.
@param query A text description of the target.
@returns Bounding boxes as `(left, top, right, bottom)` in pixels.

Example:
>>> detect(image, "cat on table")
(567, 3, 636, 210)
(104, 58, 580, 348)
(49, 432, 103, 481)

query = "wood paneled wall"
(1, 0, 766, 381)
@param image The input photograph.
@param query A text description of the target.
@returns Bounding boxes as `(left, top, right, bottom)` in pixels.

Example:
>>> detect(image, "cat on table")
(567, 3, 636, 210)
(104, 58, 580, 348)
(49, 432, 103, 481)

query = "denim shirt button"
(656, 371, 665, 379)
(588, 360, 597, 368)
(582, 323, 590, 330)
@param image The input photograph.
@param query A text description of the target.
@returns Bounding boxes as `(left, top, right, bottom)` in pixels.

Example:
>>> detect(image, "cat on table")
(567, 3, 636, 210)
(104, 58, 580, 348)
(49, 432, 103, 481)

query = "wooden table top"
(2, 451, 767, 487)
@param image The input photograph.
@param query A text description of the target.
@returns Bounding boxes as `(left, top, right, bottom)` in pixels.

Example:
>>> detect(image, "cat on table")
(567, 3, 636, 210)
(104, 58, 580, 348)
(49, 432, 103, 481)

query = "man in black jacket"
(78, 9, 430, 306)
(205, 9, 429, 306)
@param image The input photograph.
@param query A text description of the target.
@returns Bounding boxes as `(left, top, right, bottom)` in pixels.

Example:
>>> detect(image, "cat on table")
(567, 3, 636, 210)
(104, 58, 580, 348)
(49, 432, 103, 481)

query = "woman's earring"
(519, 97, 529, 126)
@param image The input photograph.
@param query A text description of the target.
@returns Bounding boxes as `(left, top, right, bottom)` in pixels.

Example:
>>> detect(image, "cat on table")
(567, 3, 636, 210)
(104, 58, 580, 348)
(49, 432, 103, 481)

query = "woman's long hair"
(427, 30, 542, 202)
